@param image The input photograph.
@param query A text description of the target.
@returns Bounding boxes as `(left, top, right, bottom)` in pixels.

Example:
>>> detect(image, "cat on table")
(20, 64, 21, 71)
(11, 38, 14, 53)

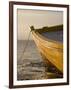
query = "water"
(17, 40, 63, 80)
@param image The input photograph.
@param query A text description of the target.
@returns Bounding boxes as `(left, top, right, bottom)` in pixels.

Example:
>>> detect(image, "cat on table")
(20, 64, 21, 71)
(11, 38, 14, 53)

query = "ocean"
(17, 40, 63, 80)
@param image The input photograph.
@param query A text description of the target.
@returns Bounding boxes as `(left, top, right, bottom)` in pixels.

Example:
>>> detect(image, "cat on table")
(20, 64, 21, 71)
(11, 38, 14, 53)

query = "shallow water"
(17, 40, 63, 80)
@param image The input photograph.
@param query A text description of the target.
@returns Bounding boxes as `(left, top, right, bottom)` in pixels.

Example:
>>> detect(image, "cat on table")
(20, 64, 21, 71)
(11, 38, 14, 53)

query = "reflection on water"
(17, 40, 63, 80)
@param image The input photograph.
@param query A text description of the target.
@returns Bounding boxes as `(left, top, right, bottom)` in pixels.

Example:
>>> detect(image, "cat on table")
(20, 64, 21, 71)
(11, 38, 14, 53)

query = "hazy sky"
(17, 9, 63, 40)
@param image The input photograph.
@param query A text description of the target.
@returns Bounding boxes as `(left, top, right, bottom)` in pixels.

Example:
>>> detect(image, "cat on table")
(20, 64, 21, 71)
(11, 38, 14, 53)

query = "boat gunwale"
(31, 24, 63, 49)
(32, 31, 63, 49)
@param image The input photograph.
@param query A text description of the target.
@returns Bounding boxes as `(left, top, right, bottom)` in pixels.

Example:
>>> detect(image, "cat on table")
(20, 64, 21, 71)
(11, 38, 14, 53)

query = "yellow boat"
(30, 25, 63, 73)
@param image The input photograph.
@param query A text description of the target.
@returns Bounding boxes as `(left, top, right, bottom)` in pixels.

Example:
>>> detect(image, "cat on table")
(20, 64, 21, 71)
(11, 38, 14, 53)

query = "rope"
(19, 31, 31, 61)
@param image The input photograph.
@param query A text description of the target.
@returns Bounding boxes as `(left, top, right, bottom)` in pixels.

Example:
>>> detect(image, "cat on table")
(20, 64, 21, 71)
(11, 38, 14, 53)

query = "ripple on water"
(17, 40, 63, 80)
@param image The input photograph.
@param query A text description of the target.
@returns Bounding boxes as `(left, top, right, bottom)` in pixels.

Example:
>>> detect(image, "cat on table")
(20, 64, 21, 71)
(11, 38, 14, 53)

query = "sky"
(17, 9, 63, 40)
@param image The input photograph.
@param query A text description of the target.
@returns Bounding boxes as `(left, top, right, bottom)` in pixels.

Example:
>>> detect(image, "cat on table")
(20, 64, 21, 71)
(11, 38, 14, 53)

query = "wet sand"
(17, 40, 63, 80)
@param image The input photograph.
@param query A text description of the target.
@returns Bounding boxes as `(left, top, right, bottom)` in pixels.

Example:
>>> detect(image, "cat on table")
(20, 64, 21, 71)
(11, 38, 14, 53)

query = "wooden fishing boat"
(30, 25, 63, 73)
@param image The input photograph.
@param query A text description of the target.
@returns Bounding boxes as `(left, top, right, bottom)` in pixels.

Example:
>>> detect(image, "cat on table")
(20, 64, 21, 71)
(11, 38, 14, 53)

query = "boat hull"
(31, 27, 63, 73)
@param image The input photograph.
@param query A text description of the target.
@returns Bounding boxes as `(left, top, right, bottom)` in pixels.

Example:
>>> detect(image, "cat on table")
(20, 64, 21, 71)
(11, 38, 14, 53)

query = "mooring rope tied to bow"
(19, 30, 31, 61)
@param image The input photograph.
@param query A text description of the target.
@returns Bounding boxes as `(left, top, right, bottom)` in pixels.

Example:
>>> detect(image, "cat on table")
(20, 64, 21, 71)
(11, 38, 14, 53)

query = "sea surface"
(17, 40, 63, 80)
